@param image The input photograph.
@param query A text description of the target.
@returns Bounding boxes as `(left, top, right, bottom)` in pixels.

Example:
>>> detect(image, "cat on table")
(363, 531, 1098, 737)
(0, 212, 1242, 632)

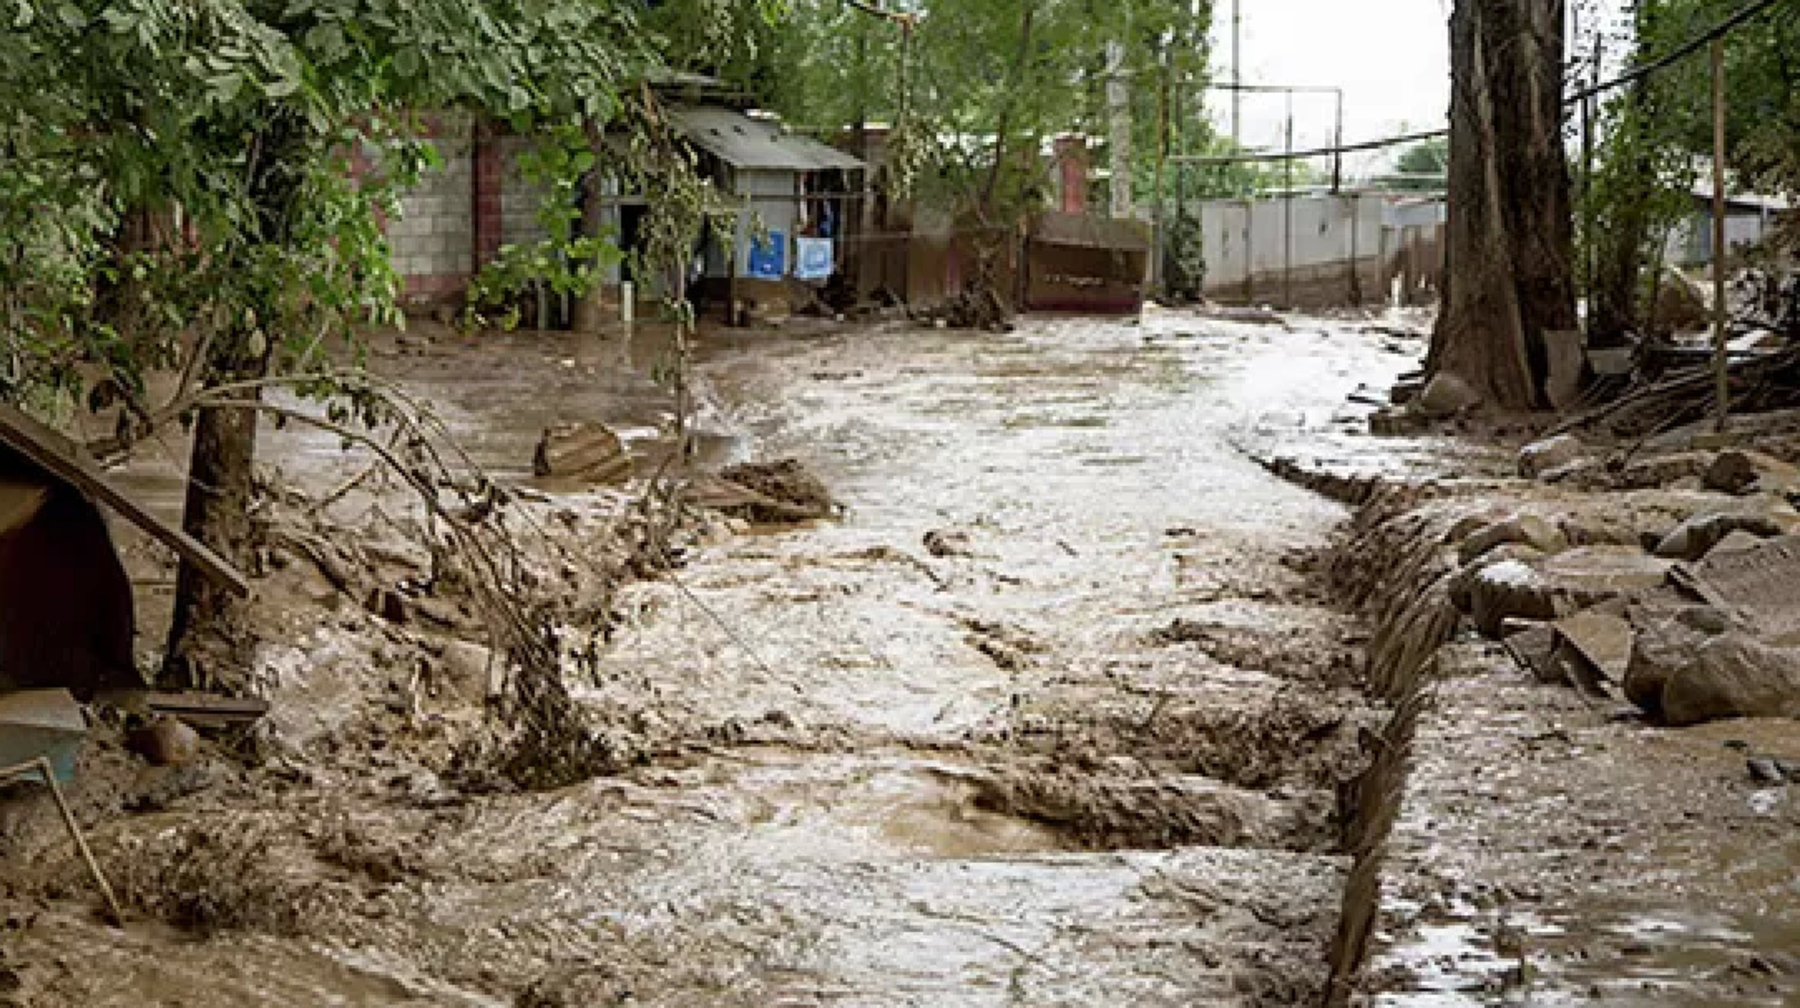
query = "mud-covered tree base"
(1428, 0, 1578, 411)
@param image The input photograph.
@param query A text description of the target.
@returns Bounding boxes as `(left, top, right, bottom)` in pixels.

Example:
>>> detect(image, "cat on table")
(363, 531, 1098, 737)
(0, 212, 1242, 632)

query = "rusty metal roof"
(1030, 210, 1152, 253)
(0, 404, 248, 597)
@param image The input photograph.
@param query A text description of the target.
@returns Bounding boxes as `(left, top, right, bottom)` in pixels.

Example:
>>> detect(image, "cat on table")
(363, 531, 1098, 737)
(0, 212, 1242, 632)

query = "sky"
(1204, 0, 1455, 178)
(1205, 0, 1635, 180)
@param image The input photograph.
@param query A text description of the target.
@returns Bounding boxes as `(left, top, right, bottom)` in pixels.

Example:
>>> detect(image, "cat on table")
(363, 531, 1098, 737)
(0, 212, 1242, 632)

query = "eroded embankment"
(1310, 479, 1465, 1006)
(1272, 440, 1800, 1005)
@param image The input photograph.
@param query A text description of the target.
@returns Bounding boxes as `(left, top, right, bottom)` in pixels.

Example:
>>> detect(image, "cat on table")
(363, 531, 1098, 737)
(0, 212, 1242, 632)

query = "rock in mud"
(1623, 605, 1736, 713)
(1553, 610, 1634, 685)
(1503, 621, 1561, 682)
(1450, 544, 1547, 614)
(1610, 451, 1717, 491)
(439, 639, 500, 702)
(1661, 633, 1800, 726)
(1706, 449, 1800, 497)
(1558, 513, 1645, 548)
(1470, 560, 1563, 636)
(1469, 548, 1673, 637)
(1653, 511, 1783, 561)
(532, 421, 630, 483)
(1518, 434, 1585, 480)
(127, 716, 200, 767)
(1416, 373, 1482, 419)
(922, 528, 974, 557)
(1745, 756, 1791, 785)
(712, 458, 835, 522)
(1539, 546, 1674, 602)
(1458, 515, 1567, 565)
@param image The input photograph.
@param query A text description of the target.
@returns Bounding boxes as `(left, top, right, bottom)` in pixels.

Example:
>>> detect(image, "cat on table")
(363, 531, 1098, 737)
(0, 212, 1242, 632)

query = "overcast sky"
(1203, 0, 1454, 177)
(1204, 0, 1635, 179)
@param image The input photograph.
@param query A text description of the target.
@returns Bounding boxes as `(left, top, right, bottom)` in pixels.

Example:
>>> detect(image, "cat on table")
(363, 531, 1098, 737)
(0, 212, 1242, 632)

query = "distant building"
(382, 75, 866, 319)
(1664, 185, 1794, 267)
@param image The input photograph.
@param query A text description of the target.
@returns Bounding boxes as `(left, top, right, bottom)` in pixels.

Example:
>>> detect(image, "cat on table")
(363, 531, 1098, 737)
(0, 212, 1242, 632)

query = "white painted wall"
(1195, 194, 1387, 294)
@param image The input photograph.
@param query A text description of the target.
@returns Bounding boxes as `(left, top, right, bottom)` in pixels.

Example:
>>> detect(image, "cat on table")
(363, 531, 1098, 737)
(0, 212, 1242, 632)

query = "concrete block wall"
(380, 120, 559, 307)
(389, 129, 475, 303)
(500, 136, 550, 249)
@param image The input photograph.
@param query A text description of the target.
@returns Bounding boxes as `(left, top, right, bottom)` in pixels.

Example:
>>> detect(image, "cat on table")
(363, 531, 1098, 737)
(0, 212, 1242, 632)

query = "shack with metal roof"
(664, 105, 866, 318)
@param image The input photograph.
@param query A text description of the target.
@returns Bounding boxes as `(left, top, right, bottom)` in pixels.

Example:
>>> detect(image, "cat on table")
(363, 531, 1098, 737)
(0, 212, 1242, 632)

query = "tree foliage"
(1580, 0, 1800, 339)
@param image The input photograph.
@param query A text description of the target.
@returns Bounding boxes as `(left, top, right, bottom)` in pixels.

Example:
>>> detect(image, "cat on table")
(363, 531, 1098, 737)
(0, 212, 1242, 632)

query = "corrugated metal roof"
(670, 106, 864, 172)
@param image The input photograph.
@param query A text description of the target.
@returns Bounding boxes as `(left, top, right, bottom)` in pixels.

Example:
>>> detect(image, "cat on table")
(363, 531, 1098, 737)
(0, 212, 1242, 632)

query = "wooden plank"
(0, 477, 50, 538)
(0, 404, 249, 597)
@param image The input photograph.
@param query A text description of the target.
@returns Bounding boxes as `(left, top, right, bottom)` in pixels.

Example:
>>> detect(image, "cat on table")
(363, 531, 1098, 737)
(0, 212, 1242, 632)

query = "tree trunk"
(163, 116, 302, 692)
(1428, 0, 1579, 410)
(161, 334, 269, 691)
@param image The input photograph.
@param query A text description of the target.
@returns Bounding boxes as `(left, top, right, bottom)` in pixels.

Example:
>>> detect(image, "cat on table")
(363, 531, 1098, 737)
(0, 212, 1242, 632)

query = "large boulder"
(1661, 633, 1800, 726)
(1554, 609, 1634, 686)
(1450, 543, 1548, 614)
(1469, 546, 1675, 639)
(1518, 434, 1585, 480)
(1623, 605, 1734, 714)
(1653, 511, 1784, 561)
(1470, 560, 1564, 636)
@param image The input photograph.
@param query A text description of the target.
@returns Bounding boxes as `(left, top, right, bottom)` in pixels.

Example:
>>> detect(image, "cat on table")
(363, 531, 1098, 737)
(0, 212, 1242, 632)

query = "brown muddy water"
(12, 311, 1429, 1005)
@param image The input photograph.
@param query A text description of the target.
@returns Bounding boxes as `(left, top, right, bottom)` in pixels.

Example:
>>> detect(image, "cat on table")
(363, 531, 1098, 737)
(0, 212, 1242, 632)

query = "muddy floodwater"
(14, 311, 1427, 1005)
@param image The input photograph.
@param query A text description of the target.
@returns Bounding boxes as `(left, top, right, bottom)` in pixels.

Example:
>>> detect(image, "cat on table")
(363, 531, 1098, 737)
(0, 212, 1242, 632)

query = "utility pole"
(1231, 0, 1242, 146)
(1283, 90, 1293, 308)
(1710, 37, 1730, 432)
(1330, 89, 1344, 193)
(1108, 38, 1133, 218)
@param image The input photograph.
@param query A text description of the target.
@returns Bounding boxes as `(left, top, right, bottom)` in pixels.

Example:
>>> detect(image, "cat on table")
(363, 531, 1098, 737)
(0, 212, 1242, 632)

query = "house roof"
(1690, 182, 1795, 212)
(670, 106, 864, 172)
(0, 404, 248, 597)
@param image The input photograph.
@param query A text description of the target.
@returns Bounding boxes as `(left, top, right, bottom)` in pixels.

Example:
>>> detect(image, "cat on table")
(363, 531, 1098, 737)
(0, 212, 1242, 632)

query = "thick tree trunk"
(1428, 0, 1579, 410)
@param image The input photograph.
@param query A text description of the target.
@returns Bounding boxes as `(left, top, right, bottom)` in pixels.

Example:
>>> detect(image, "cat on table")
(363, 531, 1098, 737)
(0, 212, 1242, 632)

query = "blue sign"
(794, 238, 834, 281)
(744, 231, 786, 279)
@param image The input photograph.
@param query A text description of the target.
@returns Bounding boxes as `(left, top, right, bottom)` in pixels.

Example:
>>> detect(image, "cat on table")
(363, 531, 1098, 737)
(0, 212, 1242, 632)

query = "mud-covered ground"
(0, 310, 1428, 1005)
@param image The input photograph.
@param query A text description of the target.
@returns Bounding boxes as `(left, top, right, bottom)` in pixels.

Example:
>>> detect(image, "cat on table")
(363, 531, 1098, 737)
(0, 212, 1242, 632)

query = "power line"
(1170, 0, 1792, 168)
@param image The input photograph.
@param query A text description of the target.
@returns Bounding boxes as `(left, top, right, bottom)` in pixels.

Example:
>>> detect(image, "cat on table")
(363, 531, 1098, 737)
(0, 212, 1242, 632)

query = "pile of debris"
(1445, 434, 1800, 728)
(680, 458, 836, 524)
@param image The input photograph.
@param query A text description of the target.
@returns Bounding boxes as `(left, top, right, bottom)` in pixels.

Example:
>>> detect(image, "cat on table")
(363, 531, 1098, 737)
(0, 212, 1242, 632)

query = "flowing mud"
(1, 312, 1424, 1005)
